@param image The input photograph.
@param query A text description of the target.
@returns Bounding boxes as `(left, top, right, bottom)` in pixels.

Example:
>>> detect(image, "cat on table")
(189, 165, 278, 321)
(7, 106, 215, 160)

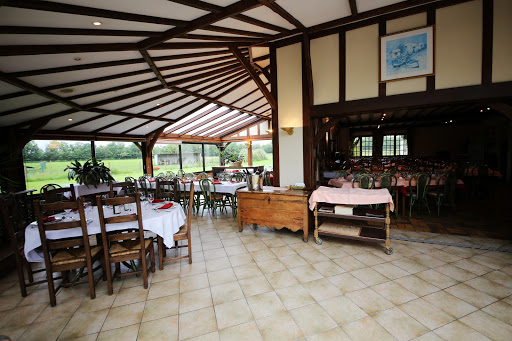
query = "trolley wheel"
(315, 237, 323, 245)
(385, 247, 393, 255)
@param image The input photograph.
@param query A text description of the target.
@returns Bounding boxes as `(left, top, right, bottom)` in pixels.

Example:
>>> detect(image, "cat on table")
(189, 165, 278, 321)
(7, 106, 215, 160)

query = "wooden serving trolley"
(310, 187, 394, 255)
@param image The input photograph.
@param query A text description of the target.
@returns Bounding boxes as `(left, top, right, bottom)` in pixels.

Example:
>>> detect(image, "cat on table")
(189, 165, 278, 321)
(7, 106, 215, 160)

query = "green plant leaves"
(64, 158, 114, 187)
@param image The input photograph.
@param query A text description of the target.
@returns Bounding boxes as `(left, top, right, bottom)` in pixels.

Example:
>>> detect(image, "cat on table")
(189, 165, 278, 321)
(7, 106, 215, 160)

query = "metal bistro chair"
(0, 195, 48, 297)
(199, 179, 227, 217)
(353, 173, 375, 189)
(405, 172, 431, 217)
(197, 172, 208, 180)
(380, 174, 398, 217)
(234, 172, 246, 182)
(166, 171, 176, 179)
(41, 183, 76, 203)
(428, 172, 457, 216)
(334, 170, 349, 179)
(155, 172, 166, 179)
(176, 169, 185, 179)
(138, 176, 151, 197)
(34, 197, 104, 306)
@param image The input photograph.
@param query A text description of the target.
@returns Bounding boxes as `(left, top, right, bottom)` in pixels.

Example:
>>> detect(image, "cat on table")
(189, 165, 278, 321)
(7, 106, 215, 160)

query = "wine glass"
(147, 193, 154, 205)
(63, 208, 72, 220)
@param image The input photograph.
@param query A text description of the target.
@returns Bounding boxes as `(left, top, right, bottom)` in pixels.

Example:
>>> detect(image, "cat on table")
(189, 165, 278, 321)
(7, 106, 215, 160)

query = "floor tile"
(412, 331, 444, 341)
(318, 295, 367, 325)
(350, 268, 390, 286)
(482, 270, 512, 288)
(444, 283, 498, 308)
(256, 258, 287, 274)
(178, 307, 218, 340)
(35, 297, 83, 322)
(179, 287, 213, 313)
(302, 278, 343, 302)
(394, 275, 440, 297)
(434, 320, 490, 341)
(451, 258, 493, 276)
(414, 269, 459, 289)
(279, 254, 309, 269)
(250, 249, 277, 263)
(372, 281, 418, 305)
(371, 263, 410, 280)
(246, 291, 286, 319)
(269, 245, 296, 258)
(210, 281, 244, 305)
(147, 278, 179, 300)
(346, 288, 394, 315)
(289, 303, 337, 336)
(58, 308, 109, 339)
(218, 321, 262, 341)
(142, 294, 179, 322)
(112, 285, 149, 307)
(97, 323, 140, 341)
(256, 311, 304, 341)
(318, 247, 349, 260)
(464, 276, 512, 299)
(422, 290, 477, 318)
(327, 273, 367, 293)
(333, 256, 366, 271)
(312, 260, 346, 277)
(373, 306, 429, 341)
(265, 270, 299, 290)
(238, 275, 273, 297)
(434, 264, 477, 282)
(275, 284, 316, 310)
(353, 253, 387, 266)
(300, 250, 330, 264)
(460, 310, 512, 341)
(409, 254, 446, 268)
(233, 264, 263, 280)
(392, 258, 429, 274)
(206, 257, 232, 272)
(185, 331, 219, 341)
(180, 261, 207, 278)
(214, 298, 254, 330)
(0, 304, 48, 329)
(18, 316, 70, 341)
(207, 268, 237, 287)
(399, 298, 454, 330)
(341, 316, 396, 341)
(102, 301, 145, 331)
(482, 301, 512, 325)
(289, 265, 324, 284)
(229, 253, 255, 267)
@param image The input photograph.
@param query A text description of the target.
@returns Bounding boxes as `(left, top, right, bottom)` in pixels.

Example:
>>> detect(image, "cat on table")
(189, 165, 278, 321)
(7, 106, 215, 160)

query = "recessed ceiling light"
(146, 125, 149, 128)
(59, 88, 75, 93)
(74, 57, 82, 61)
(93, 21, 102, 26)
(156, 103, 161, 106)
(68, 118, 73, 121)
(487, 107, 490, 110)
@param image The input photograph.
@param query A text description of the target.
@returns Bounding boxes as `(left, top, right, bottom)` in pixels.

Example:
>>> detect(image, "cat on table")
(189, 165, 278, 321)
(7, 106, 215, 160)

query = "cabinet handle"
(267, 196, 271, 204)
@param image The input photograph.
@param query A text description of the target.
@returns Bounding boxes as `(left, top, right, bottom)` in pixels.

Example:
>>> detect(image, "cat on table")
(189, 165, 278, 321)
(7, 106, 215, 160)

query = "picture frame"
(379, 25, 435, 83)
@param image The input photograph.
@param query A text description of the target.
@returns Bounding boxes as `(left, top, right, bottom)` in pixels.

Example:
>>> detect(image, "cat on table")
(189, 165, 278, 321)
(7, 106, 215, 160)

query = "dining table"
(24, 200, 186, 263)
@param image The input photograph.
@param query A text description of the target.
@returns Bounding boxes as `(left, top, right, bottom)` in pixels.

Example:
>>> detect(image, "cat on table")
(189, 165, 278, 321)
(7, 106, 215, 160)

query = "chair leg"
(158, 236, 164, 270)
(149, 243, 156, 273)
(104, 253, 114, 295)
(17, 256, 28, 297)
(45, 267, 57, 307)
(140, 250, 149, 289)
(87, 266, 96, 300)
(187, 239, 192, 264)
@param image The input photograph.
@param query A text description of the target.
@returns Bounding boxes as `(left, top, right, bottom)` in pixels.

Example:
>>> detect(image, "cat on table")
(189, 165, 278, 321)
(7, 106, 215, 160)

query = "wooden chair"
(109, 181, 138, 198)
(0, 195, 47, 297)
(34, 197, 103, 306)
(42, 184, 76, 203)
(96, 193, 155, 295)
(158, 183, 194, 269)
(155, 178, 178, 201)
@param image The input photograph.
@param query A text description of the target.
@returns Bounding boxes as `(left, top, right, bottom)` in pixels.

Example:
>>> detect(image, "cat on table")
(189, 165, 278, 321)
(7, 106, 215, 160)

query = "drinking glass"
(148, 193, 154, 205)
(63, 208, 72, 220)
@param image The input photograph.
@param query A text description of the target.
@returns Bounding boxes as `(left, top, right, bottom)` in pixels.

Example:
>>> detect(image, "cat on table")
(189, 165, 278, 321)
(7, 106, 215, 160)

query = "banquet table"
(24, 200, 186, 263)
(138, 179, 246, 195)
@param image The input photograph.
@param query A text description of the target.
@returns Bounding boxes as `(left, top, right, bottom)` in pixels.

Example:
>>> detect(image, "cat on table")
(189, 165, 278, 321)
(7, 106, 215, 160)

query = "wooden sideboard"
(236, 187, 311, 242)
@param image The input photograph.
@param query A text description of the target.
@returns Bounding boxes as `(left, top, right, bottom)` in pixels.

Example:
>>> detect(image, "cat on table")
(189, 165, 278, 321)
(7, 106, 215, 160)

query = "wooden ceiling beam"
(219, 117, 268, 138)
(167, 64, 243, 87)
(258, 0, 305, 30)
(138, 0, 261, 50)
(140, 50, 168, 88)
(348, 0, 358, 16)
(0, 26, 162, 37)
(82, 85, 165, 110)
(3, 0, 187, 26)
(58, 113, 108, 131)
(201, 115, 254, 137)
(164, 58, 243, 79)
(204, 25, 272, 39)
(181, 34, 262, 43)
(32, 130, 146, 142)
(230, 46, 275, 110)
(211, 116, 260, 137)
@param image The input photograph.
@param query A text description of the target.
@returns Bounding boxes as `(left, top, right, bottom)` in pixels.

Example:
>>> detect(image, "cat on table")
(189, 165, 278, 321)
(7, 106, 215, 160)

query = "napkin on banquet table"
(213, 180, 221, 184)
(152, 199, 164, 203)
(43, 216, 55, 222)
(158, 203, 174, 209)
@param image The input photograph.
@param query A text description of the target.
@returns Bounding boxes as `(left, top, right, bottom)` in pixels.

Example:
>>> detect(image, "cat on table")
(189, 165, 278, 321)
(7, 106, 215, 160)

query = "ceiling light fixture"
(265, 129, 273, 134)
(74, 57, 82, 61)
(156, 103, 161, 106)
(487, 107, 490, 110)
(59, 88, 75, 94)
(68, 118, 73, 121)
(281, 127, 294, 135)
(93, 21, 102, 26)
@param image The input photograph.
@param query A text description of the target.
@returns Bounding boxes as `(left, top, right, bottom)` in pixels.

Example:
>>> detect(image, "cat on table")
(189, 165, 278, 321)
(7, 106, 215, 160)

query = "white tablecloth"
(24, 201, 186, 262)
(181, 181, 247, 196)
(73, 183, 111, 198)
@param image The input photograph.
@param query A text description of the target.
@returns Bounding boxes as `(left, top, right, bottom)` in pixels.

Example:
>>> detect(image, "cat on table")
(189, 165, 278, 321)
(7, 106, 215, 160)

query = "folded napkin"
(152, 199, 164, 203)
(213, 180, 221, 184)
(158, 203, 174, 209)
(43, 216, 55, 222)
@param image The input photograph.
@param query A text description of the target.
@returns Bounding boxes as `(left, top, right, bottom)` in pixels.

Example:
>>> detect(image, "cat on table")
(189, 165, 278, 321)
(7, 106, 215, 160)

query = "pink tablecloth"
(309, 186, 394, 212)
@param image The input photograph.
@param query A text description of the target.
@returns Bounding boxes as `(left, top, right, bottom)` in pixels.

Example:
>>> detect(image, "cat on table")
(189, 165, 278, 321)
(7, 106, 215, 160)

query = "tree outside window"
(383, 134, 408, 156)
(351, 136, 373, 157)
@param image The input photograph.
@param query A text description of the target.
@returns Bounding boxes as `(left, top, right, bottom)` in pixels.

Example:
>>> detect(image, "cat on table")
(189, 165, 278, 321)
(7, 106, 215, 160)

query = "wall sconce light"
(265, 129, 273, 134)
(281, 127, 294, 135)
(244, 141, 251, 147)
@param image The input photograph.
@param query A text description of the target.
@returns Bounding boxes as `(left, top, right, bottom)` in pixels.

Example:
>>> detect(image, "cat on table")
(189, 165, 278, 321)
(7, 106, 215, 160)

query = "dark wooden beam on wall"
(259, 0, 305, 30)
(348, 0, 358, 16)
(140, 50, 168, 88)
(482, 0, 493, 85)
(0, 26, 163, 37)
(270, 46, 279, 187)
(230, 45, 276, 110)
(378, 22, 386, 97)
(427, 7, 436, 93)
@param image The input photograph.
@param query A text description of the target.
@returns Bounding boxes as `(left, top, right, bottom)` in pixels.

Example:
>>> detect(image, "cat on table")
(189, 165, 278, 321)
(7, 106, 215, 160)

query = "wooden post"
(247, 141, 253, 166)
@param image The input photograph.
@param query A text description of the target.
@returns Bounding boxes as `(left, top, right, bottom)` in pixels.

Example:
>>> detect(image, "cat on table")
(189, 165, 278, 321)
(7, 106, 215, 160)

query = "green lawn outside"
(24, 157, 272, 192)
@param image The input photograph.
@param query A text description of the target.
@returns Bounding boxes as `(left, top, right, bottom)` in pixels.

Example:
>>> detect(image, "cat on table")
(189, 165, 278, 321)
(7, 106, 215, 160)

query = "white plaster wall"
(276, 43, 304, 186)
(346, 24, 379, 101)
(311, 34, 339, 105)
(386, 13, 428, 95)
(436, 0, 483, 89)
(493, 0, 512, 83)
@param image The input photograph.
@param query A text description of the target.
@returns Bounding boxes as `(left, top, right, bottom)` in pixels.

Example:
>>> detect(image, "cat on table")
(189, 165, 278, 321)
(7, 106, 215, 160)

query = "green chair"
(176, 169, 185, 179)
(263, 171, 273, 186)
(335, 170, 349, 179)
(199, 179, 227, 217)
(353, 174, 374, 189)
(405, 172, 431, 217)
(138, 176, 150, 196)
(428, 172, 457, 216)
(380, 174, 398, 217)
(166, 171, 176, 179)
(197, 172, 208, 180)
(155, 172, 166, 179)
(234, 172, 246, 182)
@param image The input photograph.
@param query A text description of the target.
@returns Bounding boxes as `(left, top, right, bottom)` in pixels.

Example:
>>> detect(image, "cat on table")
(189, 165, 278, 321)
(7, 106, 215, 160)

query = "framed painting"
(379, 25, 435, 83)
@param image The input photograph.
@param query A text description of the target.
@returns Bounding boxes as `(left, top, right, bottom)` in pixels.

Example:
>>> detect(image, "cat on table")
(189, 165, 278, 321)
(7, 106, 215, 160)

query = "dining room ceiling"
(0, 0, 432, 143)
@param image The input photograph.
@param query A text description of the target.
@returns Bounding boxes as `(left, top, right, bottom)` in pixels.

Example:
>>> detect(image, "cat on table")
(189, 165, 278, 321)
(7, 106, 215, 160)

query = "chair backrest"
(380, 174, 397, 193)
(185, 182, 194, 231)
(355, 174, 374, 189)
(335, 170, 348, 179)
(197, 172, 208, 180)
(155, 173, 166, 179)
(156, 178, 178, 201)
(413, 172, 431, 198)
(34, 197, 92, 267)
(125, 176, 137, 183)
(42, 184, 76, 202)
(0, 194, 26, 255)
(444, 172, 458, 203)
(138, 176, 149, 194)
(234, 172, 246, 182)
(199, 179, 216, 201)
(96, 193, 146, 256)
(166, 171, 175, 179)
(184, 173, 194, 181)
(176, 169, 185, 179)
(110, 181, 138, 198)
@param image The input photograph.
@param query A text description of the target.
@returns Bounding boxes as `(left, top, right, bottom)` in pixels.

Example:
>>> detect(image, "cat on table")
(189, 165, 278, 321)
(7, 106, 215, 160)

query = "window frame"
(382, 134, 408, 157)
(351, 135, 373, 158)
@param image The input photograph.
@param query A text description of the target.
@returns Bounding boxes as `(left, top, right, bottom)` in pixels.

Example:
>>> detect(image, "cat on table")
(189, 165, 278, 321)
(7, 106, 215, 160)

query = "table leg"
(238, 208, 243, 232)
(157, 236, 164, 270)
(402, 190, 406, 216)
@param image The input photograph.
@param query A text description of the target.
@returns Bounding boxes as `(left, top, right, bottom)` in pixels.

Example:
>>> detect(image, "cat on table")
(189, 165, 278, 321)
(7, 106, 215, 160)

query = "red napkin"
(43, 216, 55, 222)
(213, 180, 221, 184)
(158, 203, 174, 209)
(152, 199, 164, 203)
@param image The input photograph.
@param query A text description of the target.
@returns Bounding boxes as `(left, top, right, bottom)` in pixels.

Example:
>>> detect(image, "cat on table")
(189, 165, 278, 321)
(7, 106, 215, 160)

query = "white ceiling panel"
(157, 97, 200, 118)
(0, 35, 141, 46)
(199, 113, 249, 136)
(67, 115, 125, 132)
(0, 103, 68, 127)
(148, 48, 227, 58)
(73, 81, 161, 106)
(129, 121, 168, 136)
(187, 111, 238, 135)
(245, 98, 268, 111)
(124, 91, 183, 113)
(211, 116, 254, 136)
(0, 51, 142, 73)
(44, 111, 103, 130)
(0, 7, 171, 32)
(191, 29, 252, 38)
(201, 0, 239, 6)
(98, 88, 172, 112)
(154, 52, 233, 68)
(356, 0, 407, 13)
(0, 94, 49, 112)
(214, 18, 278, 35)
(277, 0, 352, 28)
(232, 92, 264, 109)
(162, 99, 208, 120)
(0, 81, 23, 96)
(243, 6, 296, 30)
(218, 82, 258, 104)
(101, 118, 149, 134)
(52, 0, 208, 21)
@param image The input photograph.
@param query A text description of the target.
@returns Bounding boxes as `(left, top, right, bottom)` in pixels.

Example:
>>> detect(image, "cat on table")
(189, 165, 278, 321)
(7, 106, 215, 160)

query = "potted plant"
(65, 158, 114, 188)
(222, 150, 245, 167)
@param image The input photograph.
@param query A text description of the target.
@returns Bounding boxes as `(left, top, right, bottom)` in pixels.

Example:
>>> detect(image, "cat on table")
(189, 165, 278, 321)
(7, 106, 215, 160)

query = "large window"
(382, 134, 408, 156)
(351, 136, 373, 157)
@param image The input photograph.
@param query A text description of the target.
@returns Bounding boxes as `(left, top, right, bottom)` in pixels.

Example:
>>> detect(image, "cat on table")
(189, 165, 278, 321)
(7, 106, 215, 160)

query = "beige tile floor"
(1, 212, 512, 341)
